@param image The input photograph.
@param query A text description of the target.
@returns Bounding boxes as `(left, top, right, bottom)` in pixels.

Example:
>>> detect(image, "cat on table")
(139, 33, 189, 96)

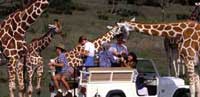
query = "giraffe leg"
(16, 62, 25, 97)
(27, 64, 34, 97)
(185, 61, 196, 97)
(172, 60, 178, 77)
(7, 59, 17, 97)
(195, 72, 200, 97)
(167, 53, 172, 76)
(36, 65, 43, 95)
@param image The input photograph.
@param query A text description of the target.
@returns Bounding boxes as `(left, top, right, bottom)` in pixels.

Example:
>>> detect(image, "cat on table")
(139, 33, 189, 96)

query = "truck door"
(136, 58, 159, 97)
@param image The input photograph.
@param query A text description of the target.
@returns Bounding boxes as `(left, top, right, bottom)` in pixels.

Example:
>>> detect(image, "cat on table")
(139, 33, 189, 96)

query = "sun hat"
(56, 43, 66, 51)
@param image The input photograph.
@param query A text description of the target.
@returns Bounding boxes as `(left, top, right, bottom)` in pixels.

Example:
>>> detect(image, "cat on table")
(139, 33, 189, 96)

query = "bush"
(116, 8, 139, 17)
(96, 11, 109, 20)
(176, 14, 188, 20)
(48, 0, 73, 15)
(71, 3, 88, 12)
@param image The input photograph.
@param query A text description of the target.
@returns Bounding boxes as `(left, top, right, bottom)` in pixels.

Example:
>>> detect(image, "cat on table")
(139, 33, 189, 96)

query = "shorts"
(84, 56, 94, 66)
(61, 67, 74, 79)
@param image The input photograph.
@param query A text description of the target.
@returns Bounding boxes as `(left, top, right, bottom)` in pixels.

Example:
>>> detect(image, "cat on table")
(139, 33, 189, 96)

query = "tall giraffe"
(116, 18, 200, 97)
(25, 20, 62, 97)
(164, 2, 200, 77)
(0, 0, 49, 97)
(65, 25, 128, 67)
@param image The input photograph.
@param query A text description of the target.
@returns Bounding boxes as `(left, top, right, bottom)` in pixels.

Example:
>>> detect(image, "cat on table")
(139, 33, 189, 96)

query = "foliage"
(116, 8, 139, 17)
(0, 0, 21, 17)
(48, 0, 73, 14)
(176, 14, 188, 20)
(96, 10, 109, 20)
(71, 2, 88, 12)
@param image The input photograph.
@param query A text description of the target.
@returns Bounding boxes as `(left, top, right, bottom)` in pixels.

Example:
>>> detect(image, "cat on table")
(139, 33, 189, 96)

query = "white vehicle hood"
(160, 77, 185, 86)
(158, 76, 189, 97)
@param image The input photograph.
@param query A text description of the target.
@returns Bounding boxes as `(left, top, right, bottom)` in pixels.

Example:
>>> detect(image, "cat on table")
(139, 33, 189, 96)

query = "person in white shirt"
(79, 36, 95, 67)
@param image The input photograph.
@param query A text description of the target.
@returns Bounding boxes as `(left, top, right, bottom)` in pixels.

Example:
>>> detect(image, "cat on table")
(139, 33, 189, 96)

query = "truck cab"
(78, 58, 190, 97)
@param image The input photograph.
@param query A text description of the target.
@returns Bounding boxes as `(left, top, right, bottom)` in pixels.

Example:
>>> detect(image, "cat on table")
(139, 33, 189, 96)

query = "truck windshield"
(137, 59, 156, 73)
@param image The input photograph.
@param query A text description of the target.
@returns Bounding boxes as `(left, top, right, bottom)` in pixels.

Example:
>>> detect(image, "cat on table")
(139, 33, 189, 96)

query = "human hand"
(121, 50, 127, 55)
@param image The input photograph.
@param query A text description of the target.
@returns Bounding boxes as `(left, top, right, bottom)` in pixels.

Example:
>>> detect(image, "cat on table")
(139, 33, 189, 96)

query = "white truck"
(78, 58, 190, 97)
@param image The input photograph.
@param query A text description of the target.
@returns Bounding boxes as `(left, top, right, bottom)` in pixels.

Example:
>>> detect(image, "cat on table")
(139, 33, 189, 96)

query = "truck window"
(137, 59, 156, 73)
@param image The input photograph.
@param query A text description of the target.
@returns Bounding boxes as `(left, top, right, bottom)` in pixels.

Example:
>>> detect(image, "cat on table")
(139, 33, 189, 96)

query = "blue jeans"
(84, 56, 94, 67)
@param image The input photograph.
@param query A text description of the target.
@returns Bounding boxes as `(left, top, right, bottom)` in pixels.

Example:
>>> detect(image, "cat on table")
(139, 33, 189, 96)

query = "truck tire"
(109, 93, 126, 97)
(173, 89, 190, 97)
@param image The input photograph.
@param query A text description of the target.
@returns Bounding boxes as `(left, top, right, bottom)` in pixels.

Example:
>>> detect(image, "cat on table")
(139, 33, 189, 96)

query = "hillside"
(0, 0, 196, 96)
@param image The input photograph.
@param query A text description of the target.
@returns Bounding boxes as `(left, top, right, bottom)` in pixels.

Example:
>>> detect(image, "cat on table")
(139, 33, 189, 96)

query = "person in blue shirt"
(99, 42, 115, 67)
(109, 34, 128, 67)
(48, 43, 73, 96)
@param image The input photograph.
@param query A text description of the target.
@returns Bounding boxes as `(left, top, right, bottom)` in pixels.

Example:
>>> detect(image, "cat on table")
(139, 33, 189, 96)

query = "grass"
(0, 0, 195, 96)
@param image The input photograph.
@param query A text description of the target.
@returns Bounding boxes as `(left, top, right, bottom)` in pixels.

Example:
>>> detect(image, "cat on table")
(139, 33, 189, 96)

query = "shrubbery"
(48, 0, 73, 14)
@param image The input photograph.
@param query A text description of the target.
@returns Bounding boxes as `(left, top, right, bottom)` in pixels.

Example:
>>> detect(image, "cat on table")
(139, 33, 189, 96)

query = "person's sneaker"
(58, 89, 62, 93)
(55, 89, 63, 97)
(55, 92, 62, 97)
(65, 92, 72, 97)
(62, 91, 68, 96)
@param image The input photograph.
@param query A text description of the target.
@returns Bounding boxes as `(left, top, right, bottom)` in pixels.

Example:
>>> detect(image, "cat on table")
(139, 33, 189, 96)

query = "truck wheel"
(109, 93, 126, 97)
(173, 89, 190, 97)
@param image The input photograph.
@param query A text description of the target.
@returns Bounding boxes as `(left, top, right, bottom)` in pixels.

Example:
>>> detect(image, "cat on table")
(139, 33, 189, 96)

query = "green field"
(0, 0, 195, 96)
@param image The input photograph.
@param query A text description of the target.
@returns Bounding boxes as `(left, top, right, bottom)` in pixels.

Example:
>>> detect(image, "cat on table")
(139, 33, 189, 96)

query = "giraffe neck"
(0, 0, 48, 36)
(66, 30, 115, 66)
(92, 31, 114, 52)
(69, 31, 114, 54)
(29, 29, 56, 52)
(129, 21, 192, 38)
(21, 0, 49, 30)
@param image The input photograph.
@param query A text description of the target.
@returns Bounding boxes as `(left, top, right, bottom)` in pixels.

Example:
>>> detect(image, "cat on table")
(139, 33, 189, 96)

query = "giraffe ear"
(48, 24, 56, 29)
(131, 17, 136, 22)
(107, 25, 113, 29)
(117, 23, 125, 26)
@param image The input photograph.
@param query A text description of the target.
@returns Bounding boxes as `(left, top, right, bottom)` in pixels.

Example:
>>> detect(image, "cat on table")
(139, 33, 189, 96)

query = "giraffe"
(164, 2, 200, 77)
(115, 18, 200, 97)
(65, 25, 129, 67)
(24, 20, 62, 97)
(0, 0, 49, 97)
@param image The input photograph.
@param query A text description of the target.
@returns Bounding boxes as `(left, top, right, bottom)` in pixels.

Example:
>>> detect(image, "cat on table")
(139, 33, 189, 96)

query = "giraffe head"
(107, 23, 130, 40)
(48, 19, 62, 35)
(117, 18, 135, 31)
(114, 18, 138, 39)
